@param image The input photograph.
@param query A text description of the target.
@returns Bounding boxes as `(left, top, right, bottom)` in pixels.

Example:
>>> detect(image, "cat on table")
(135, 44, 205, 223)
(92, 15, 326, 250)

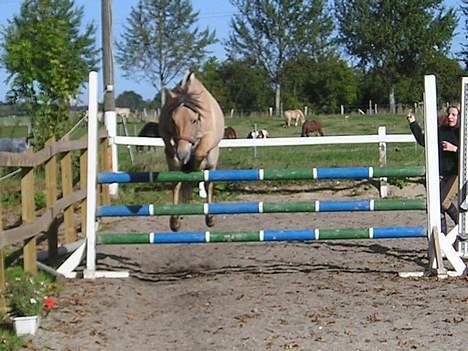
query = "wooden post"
(45, 137, 58, 261)
(100, 137, 111, 205)
(21, 160, 36, 275)
(378, 127, 388, 198)
(80, 135, 88, 236)
(0, 201, 6, 313)
(61, 135, 76, 243)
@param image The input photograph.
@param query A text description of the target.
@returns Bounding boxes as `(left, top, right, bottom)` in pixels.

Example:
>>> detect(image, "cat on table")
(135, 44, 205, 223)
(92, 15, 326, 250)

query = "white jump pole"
(84, 72, 99, 278)
(423, 75, 466, 276)
(83, 72, 128, 279)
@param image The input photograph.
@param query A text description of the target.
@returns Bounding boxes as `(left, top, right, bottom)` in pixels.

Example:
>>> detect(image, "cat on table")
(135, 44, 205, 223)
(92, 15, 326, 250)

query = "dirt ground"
(27, 180, 468, 351)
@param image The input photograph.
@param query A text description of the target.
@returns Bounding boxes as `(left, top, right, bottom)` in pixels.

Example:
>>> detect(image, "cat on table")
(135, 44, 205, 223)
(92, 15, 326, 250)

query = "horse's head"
(162, 73, 205, 165)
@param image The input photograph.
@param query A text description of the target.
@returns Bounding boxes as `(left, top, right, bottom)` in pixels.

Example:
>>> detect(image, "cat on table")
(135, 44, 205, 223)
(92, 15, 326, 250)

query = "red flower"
(44, 297, 55, 309)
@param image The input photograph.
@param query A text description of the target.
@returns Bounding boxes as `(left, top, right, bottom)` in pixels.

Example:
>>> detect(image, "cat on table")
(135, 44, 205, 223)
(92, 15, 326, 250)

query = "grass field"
(1, 112, 426, 206)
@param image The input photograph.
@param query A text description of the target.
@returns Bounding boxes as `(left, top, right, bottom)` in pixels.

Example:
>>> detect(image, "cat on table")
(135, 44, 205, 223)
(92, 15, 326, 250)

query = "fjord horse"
(159, 72, 225, 231)
(284, 109, 305, 127)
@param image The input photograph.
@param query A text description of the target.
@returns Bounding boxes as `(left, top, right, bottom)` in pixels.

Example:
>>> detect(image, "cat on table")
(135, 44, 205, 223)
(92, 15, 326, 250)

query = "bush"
(6, 273, 51, 317)
(0, 329, 23, 351)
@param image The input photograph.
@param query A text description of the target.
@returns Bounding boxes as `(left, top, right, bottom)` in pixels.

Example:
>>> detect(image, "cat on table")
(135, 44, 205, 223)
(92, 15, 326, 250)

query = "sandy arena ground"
(27, 181, 468, 351)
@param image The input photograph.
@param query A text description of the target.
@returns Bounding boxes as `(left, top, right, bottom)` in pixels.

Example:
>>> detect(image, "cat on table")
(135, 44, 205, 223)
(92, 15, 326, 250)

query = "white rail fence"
(111, 127, 417, 198)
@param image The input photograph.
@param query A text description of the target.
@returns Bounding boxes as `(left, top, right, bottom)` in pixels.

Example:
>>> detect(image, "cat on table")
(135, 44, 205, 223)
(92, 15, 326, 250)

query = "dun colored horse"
(159, 72, 225, 231)
(301, 120, 324, 137)
(223, 126, 237, 139)
(284, 109, 305, 127)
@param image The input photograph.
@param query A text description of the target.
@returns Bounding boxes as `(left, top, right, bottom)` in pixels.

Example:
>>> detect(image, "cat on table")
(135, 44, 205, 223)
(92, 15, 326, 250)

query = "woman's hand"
(442, 141, 458, 152)
(406, 113, 415, 123)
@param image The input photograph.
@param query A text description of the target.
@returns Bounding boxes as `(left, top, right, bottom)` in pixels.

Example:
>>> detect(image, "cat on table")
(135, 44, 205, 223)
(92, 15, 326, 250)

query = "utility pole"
(102, 0, 118, 195)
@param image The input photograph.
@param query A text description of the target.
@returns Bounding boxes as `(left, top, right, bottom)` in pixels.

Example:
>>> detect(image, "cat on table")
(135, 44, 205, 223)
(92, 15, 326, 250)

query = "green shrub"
(34, 192, 46, 209)
(6, 274, 46, 317)
(0, 329, 23, 351)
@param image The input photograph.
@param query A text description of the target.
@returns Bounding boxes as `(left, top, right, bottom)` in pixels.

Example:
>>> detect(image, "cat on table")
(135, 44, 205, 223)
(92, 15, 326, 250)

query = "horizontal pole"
(96, 226, 426, 244)
(97, 166, 425, 184)
(97, 199, 426, 217)
(113, 134, 416, 148)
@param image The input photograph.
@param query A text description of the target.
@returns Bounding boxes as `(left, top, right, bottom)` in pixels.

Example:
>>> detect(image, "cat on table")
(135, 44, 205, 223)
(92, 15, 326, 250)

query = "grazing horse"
(136, 122, 160, 152)
(159, 72, 225, 231)
(301, 120, 324, 137)
(284, 109, 305, 127)
(247, 129, 269, 138)
(223, 126, 237, 139)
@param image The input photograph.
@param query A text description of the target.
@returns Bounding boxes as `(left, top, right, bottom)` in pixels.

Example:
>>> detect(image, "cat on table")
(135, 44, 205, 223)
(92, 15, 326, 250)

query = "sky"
(0, 0, 464, 103)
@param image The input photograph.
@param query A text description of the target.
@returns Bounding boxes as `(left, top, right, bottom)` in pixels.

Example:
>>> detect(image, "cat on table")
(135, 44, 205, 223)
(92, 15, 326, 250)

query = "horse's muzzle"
(176, 142, 192, 165)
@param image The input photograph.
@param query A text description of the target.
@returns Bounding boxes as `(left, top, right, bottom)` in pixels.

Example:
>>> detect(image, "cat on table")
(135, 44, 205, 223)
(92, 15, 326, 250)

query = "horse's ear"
(181, 71, 195, 87)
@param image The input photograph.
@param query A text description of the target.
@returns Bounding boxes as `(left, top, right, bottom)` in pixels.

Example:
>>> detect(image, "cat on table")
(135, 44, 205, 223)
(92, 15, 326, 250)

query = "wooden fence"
(0, 130, 110, 310)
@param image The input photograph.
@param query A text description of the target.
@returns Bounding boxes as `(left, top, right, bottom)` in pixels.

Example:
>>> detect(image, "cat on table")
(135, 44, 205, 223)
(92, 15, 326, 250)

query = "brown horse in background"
(223, 126, 237, 139)
(159, 72, 225, 231)
(301, 120, 324, 137)
(284, 109, 305, 127)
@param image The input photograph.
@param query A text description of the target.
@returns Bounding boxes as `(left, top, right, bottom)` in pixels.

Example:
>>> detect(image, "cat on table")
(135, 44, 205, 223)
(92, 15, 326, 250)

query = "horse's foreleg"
(170, 181, 182, 231)
(205, 181, 215, 227)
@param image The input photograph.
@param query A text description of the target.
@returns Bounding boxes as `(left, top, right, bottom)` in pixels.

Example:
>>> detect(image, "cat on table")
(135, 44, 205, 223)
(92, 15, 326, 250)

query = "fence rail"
(0, 130, 111, 310)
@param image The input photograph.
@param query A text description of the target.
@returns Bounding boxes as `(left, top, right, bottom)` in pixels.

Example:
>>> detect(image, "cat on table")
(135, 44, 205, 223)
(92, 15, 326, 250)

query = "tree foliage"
(335, 0, 458, 107)
(116, 0, 216, 105)
(0, 0, 98, 148)
(226, 0, 334, 114)
(460, 0, 468, 70)
(116, 90, 145, 111)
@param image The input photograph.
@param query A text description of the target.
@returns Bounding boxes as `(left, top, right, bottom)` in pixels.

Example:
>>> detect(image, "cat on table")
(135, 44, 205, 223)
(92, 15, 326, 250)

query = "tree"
(194, 57, 230, 111)
(116, 90, 145, 111)
(221, 58, 273, 113)
(0, 0, 98, 148)
(116, 0, 216, 106)
(335, 0, 457, 112)
(226, 0, 334, 115)
(302, 56, 358, 114)
(460, 0, 468, 70)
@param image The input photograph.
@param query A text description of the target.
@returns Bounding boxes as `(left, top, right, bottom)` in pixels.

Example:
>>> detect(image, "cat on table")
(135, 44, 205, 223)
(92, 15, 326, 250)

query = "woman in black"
(407, 106, 460, 234)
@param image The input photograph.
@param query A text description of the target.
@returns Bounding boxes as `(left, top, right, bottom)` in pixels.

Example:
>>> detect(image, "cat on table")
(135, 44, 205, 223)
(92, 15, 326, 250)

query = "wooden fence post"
(80, 135, 88, 236)
(21, 159, 36, 275)
(61, 135, 76, 243)
(45, 137, 58, 261)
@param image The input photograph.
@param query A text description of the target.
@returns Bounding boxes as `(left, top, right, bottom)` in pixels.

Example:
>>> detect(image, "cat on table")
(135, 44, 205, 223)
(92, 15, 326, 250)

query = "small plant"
(0, 329, 23, 351)
(6, 273, 50, 317)
(34, 191, 46, 209)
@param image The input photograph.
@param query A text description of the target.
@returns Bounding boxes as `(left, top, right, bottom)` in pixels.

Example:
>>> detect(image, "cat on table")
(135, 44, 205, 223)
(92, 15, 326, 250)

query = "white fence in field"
(112, 127, 416, 148)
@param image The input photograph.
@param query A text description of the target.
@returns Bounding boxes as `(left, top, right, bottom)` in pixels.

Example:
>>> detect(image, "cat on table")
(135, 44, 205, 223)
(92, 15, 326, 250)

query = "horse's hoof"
(205, 215, 215, 227)
(170, 216, 181, 232)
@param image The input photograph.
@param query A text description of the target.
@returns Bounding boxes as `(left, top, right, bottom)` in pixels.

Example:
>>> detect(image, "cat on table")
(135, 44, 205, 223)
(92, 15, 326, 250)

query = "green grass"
(1, 112, 425, 206)
(111, 112, 425, 204)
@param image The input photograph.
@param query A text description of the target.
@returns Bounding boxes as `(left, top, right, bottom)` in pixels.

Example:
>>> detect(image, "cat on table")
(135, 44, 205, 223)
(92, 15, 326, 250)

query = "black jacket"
(409, 121, 459, 177)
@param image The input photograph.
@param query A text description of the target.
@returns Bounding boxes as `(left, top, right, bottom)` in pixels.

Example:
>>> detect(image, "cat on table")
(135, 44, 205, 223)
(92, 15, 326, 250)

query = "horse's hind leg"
(205, 181, 215, 227)
(170, 182, 182, 231)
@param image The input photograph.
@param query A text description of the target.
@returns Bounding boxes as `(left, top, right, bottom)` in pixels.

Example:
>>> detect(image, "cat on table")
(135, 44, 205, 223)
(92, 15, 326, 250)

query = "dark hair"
(439, 105, 460, 127)
(446, 105, 460, 115)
